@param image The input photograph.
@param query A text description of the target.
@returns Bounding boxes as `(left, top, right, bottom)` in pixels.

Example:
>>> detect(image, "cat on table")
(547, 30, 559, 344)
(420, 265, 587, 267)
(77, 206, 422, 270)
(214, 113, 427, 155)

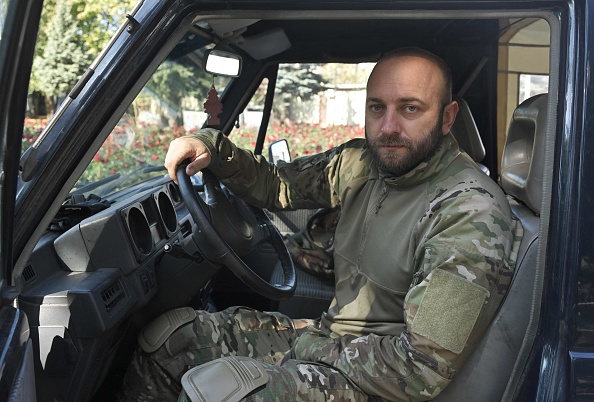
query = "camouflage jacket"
(191, 129, 523, 401)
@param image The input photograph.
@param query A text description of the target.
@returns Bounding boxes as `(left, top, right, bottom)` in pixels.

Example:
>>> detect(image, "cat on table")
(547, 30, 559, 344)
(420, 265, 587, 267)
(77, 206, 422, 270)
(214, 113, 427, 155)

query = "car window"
(0, 1, 8, 41)
(230, 63, 371, 159)
(496, 18, 550, 168)
(70, 45, 231, 197)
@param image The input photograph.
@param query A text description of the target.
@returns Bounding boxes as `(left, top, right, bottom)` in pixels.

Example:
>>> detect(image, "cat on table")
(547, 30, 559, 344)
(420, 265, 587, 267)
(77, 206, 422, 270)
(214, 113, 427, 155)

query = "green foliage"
(32, 1, 89, 97)
(72, 0, 136, 57)
(23, 118, 363, 184)
(30, 0, 136, 99)
(274, 64, 328, 120)
(83, 121, 190, 183)
(277, 64, 328, 100)
(145, 60, 210, 112)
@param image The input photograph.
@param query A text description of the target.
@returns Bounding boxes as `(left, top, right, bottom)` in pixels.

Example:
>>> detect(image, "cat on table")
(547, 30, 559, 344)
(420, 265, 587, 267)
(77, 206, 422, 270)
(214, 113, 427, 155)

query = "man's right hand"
(164, 136, 212, 184)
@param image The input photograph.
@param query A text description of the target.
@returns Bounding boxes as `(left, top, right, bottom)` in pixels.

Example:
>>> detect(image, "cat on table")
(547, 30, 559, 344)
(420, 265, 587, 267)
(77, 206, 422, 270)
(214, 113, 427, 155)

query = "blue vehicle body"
(1, 0, 593, 400)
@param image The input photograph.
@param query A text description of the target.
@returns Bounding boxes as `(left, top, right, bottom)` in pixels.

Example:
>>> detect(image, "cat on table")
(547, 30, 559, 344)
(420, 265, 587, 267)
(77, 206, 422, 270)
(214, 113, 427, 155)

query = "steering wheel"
(176, 163, 296, 300)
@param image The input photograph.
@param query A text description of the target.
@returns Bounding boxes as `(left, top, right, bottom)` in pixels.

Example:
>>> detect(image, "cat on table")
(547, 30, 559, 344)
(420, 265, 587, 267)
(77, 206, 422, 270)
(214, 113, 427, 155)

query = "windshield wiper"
(70, 164, 166, 197)
(71, 173, 121, 195)
(142, 165, 167, 174)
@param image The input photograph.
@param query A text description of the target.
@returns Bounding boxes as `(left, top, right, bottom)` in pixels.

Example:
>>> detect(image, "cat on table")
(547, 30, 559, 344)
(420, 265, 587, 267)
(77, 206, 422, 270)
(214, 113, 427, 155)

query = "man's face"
(365, 55, 457, 176)
(366, 110, 444, 176)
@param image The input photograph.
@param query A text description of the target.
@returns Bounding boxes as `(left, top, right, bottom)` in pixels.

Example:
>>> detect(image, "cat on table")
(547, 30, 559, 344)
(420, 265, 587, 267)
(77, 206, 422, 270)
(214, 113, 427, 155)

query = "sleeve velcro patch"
(411, 269, 488, 354)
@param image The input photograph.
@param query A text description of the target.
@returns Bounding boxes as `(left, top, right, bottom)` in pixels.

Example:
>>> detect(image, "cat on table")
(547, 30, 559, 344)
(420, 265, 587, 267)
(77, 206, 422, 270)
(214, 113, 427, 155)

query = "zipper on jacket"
(373, 183, 389, 214)
(357, 182, 389, 263)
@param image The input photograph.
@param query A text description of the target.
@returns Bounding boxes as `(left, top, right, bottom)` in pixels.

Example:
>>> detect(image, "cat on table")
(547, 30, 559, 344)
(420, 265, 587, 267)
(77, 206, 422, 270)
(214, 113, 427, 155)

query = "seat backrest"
(435, 93, 547, 402)
(500, 94, 548, 214)
(450, 96, 488, 174)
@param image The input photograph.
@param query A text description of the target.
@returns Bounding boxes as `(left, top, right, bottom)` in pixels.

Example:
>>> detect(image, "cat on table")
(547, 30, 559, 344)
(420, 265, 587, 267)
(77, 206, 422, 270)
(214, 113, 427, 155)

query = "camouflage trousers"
(119, 306, 371, 402)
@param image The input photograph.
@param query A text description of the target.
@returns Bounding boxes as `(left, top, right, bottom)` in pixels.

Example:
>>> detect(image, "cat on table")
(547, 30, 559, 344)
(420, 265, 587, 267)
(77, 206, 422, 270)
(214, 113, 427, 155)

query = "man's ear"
(441, 101, 459, 135)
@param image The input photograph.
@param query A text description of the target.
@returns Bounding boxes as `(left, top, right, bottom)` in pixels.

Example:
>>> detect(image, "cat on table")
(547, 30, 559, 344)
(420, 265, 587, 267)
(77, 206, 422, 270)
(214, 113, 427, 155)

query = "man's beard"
(366, 118, 443, 177)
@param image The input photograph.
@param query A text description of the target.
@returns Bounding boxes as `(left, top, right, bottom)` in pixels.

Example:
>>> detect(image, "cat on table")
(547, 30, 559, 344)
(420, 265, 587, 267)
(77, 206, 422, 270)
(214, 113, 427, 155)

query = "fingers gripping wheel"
(176, 162, 296, 300)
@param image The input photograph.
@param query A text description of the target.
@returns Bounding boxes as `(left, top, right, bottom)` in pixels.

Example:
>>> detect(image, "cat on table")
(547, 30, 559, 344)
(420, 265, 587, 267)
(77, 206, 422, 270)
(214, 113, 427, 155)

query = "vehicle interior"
(12, 3, 558, 401)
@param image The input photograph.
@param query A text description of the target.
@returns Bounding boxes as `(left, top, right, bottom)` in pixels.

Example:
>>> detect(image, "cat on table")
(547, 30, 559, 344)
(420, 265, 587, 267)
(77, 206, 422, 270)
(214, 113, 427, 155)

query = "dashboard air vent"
(181, 221, 192, 237)
(22, 264, 37, 283)
(101, 281, 125, 312)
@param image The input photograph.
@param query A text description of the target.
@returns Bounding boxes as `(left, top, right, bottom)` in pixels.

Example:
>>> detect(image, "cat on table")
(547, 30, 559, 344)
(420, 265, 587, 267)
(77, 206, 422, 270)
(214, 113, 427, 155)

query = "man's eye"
(405, 105, 418, 113)
(370, 105, 384, 112)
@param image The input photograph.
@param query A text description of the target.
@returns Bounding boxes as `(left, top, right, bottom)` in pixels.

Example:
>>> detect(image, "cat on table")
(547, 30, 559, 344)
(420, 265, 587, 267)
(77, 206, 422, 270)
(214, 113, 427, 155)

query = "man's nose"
(380, 109, 402, 135)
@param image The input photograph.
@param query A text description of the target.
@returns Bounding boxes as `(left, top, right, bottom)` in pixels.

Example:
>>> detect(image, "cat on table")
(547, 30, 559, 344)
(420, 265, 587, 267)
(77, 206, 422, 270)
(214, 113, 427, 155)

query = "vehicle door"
(0, 0, 43, 400)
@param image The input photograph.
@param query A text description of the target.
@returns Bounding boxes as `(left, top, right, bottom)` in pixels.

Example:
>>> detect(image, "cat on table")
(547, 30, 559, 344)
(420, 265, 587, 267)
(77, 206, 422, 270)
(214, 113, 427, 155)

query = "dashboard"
(18, 177, 213, 342)
(14, 174, 283, 401)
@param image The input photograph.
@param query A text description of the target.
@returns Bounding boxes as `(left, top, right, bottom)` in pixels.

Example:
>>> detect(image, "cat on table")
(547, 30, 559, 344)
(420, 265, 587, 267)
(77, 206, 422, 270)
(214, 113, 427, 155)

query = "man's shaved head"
(370, 48, 453, 108)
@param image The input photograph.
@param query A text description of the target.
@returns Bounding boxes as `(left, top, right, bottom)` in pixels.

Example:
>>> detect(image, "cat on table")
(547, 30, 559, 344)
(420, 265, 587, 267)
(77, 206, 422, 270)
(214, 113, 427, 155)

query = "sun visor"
(206, 19, 260, 38)
(236, 28, 292, 60)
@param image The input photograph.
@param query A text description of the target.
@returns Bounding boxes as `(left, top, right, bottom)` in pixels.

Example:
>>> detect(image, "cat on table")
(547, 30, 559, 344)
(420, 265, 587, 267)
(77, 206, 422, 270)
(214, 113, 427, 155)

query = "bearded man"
(120, 48, 522, 402)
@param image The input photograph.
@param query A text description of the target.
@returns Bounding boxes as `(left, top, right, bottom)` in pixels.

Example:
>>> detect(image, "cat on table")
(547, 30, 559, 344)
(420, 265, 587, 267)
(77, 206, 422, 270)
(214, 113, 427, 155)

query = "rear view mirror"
(204, 50, 242, 77)
(269, 139, 291, 164)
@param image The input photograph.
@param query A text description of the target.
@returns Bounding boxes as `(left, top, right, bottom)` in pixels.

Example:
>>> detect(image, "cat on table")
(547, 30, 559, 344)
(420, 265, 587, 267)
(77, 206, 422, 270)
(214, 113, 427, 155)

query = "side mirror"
(269, 139, 291, 165)
(204, 50, 242, 77)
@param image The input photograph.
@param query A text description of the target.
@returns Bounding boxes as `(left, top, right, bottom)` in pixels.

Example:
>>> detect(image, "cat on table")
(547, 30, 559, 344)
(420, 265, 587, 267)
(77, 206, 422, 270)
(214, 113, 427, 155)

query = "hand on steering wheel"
(176, 162, 296, 300)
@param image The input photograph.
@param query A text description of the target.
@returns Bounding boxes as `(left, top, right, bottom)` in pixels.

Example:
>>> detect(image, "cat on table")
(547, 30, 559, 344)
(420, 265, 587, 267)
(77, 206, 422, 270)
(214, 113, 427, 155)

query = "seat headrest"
(500, 93, 548, 214)
(450, 96, 486, 163)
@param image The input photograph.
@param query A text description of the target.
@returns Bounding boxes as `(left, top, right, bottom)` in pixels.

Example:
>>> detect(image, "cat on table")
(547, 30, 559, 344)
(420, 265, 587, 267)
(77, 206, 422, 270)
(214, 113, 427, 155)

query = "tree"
(138, 58, 215, 125)
(28, 0, 136, 116)
(275, 64, 328, 120)
(72, 0, 136, 57)
(32, 1, 89, 114)
(317, 63, 374, 86)
(277, 64, 327, 99)
(146, 61, 210, 109)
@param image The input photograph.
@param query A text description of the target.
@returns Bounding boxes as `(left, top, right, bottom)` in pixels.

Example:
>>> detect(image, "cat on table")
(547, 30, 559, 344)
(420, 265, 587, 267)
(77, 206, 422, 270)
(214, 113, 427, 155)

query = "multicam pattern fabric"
(120, 307, 371, 402)
(122, 128, 522, 401)
(284, 208, 341, 279)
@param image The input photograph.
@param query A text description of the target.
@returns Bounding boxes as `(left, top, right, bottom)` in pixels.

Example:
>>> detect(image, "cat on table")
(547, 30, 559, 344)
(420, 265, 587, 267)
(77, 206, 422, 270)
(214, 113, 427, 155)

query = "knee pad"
(181, 356, 269, 402)
(138, 307, 196, 353)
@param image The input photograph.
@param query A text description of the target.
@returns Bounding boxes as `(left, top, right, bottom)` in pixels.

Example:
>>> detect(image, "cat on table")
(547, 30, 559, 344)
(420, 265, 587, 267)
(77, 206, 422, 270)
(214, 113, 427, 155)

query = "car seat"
(451, 96, 489, 175)
(435, 93, 549, 401)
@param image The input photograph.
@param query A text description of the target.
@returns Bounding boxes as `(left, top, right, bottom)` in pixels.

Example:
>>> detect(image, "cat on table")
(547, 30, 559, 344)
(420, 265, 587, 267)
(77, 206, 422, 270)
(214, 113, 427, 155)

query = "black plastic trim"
(0, 307, 30, 401)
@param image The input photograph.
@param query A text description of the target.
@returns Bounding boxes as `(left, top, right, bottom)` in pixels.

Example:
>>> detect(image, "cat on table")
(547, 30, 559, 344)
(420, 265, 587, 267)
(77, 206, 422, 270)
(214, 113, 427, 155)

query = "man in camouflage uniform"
(120, 48, 522, 401)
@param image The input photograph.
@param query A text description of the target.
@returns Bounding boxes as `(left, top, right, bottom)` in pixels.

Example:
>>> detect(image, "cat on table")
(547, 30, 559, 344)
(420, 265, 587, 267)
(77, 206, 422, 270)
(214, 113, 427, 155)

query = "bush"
(231, 120, 364, 158)
(22, 118, 364, 183)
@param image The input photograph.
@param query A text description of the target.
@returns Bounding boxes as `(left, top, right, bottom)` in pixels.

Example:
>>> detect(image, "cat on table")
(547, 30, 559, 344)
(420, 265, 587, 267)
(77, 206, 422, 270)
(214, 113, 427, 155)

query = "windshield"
(71, 43, 231, 198)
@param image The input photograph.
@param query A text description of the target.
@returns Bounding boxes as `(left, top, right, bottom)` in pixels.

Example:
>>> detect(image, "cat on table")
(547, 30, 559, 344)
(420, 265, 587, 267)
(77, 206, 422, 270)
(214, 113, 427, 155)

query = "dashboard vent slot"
(181, 221, 192, 237)
(101, 281, 125, 312)
(22, 264, 37, 283)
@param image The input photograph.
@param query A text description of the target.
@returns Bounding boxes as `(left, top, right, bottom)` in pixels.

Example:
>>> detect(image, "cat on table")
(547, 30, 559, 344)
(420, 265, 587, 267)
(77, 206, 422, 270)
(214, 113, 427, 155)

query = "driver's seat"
(435, 93, 548, 401)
